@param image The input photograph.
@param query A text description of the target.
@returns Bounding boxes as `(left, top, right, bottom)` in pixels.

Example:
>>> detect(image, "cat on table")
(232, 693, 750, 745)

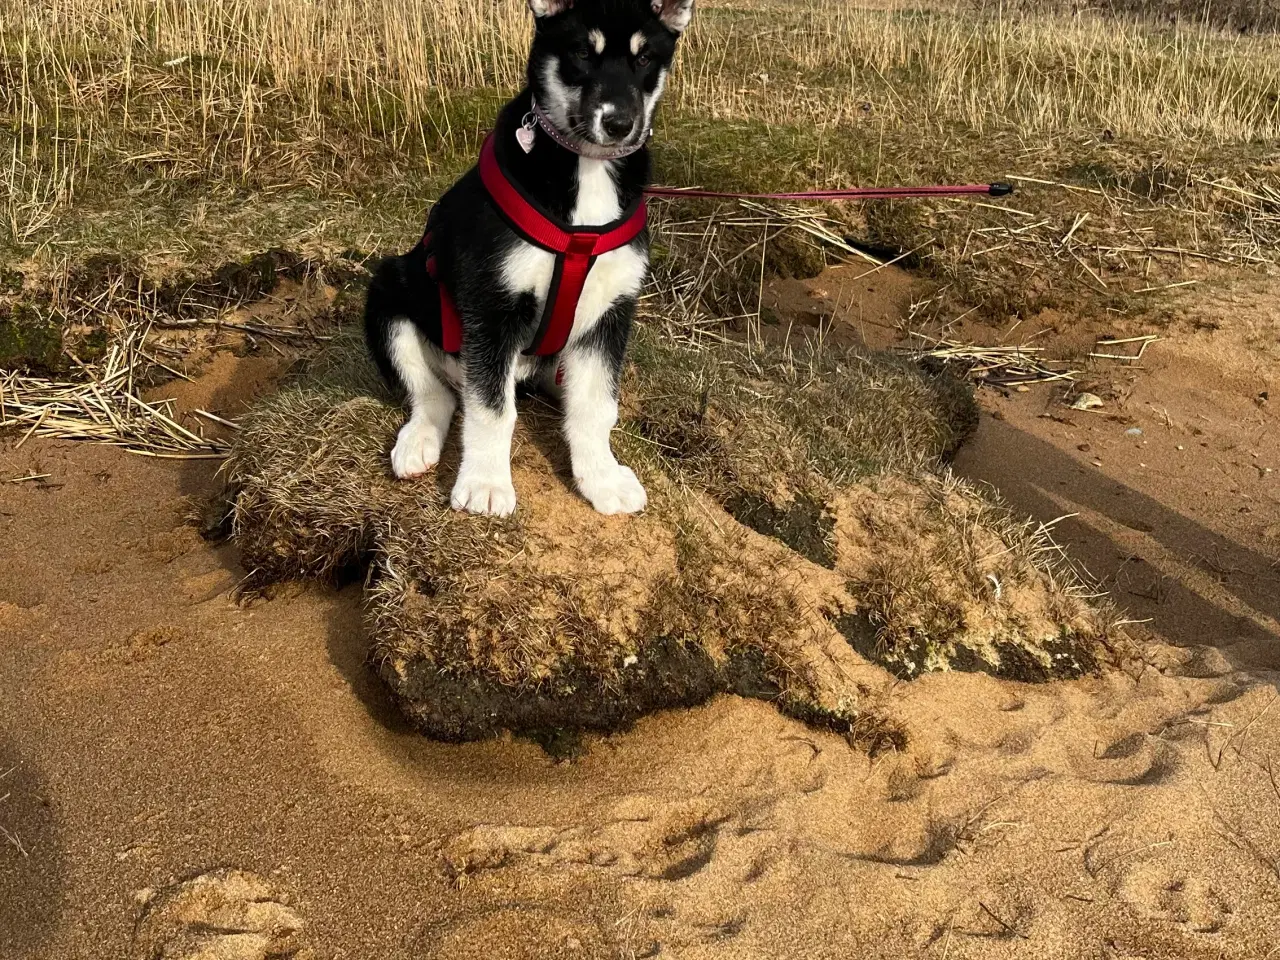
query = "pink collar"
(522, 98, 650, 161)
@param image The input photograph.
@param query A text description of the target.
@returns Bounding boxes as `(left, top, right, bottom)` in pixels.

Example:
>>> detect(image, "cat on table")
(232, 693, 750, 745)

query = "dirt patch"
(950, 291, 1280, 671)
(724, 491, 835, 567)
(760, 260, 926, 351)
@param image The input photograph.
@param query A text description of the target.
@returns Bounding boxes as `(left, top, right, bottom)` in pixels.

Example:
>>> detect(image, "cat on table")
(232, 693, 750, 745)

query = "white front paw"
(391, 420, 445, 479)
(576, 464, 647, 515)
(451, 472, 517, 517)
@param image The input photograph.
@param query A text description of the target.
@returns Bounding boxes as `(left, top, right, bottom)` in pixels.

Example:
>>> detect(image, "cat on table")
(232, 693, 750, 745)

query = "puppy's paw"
(391, 420, 445, 479)
(577, 464, 647, 515)
(451, 473, 518, 517)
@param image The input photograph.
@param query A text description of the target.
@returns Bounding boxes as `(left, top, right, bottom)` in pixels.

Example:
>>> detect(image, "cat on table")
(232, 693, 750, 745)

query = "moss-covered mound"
(220, 325, 1108, 742)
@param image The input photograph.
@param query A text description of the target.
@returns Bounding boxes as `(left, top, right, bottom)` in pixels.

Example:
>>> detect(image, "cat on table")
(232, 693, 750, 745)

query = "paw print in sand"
(132, 869, 310, 960)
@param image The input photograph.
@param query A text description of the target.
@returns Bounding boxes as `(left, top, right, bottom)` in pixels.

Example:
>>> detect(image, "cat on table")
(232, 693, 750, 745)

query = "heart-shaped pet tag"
(515, 126, 536, 154)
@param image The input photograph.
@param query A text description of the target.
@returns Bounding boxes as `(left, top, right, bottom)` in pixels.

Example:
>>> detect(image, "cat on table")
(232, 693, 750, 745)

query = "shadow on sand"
(954, 413, 1280, 674)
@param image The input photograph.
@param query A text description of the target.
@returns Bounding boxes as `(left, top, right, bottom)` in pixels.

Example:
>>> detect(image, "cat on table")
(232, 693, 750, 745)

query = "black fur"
(365, 0, 690, 412)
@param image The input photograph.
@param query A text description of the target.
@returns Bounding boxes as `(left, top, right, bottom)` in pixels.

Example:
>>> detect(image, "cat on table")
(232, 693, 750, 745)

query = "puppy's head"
(526, 0, 693, 149)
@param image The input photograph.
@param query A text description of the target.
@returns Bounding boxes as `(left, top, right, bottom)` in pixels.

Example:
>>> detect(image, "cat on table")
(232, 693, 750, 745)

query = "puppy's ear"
(650, 0, 694, 33)
(528, 0, 573, 16)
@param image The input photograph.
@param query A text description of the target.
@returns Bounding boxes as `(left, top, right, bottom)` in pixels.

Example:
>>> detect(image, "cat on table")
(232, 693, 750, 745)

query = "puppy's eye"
(635, 51, 651, 66)
(574, 45, 592, 60)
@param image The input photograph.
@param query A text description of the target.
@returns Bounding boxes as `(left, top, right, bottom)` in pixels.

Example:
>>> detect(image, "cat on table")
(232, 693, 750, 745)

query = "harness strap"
(422, 230, 462, 354)
(422, 135, 648, 358)
(478, 135, 647, 257)
(524, 233, 597, 357)
(479, 135, 647, 357)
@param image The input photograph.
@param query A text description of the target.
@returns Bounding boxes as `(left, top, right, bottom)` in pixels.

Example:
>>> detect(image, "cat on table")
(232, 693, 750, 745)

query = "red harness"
(423, 134, 648, 357)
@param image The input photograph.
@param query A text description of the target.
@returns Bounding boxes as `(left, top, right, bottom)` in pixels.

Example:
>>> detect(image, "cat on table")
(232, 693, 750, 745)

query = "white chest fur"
(499, 157, 648, 348)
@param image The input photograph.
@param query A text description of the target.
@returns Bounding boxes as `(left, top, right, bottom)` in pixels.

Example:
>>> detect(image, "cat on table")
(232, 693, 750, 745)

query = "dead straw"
(1089, 334, 1160, 361)
(902, 332, 1078, 387)
(0, 319, 230, 459)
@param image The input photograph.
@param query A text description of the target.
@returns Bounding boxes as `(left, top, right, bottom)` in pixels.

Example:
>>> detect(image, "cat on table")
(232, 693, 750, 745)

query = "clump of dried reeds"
(1, 250, 352, 458)
(902, 333, 1079, 387)
(0, 318, 229, 459)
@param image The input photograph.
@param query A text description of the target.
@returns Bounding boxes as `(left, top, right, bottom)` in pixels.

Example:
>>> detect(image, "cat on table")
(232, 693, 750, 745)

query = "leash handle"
(644, 182, 1014, 200)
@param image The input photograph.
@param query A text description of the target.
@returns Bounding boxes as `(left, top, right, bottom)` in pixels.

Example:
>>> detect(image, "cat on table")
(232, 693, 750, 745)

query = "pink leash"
(644, 182, 1013, 201)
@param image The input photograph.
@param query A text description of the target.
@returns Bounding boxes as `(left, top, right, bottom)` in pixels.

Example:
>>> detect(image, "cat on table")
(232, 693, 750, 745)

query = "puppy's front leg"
(560, 344, 647, 515)
(387, 320, 458, 478)
(452, 359, 518, 517)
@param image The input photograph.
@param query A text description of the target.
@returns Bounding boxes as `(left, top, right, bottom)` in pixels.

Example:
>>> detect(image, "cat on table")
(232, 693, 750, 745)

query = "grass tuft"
(218, 323, 1110, 741)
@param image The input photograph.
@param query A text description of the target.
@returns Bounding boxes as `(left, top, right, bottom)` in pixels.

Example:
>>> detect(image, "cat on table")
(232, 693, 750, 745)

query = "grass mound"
(221, 325, 1109, 743)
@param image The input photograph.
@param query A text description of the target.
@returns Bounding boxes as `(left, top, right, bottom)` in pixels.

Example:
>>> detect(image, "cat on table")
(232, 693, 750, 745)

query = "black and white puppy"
(365, 0, 694, 516)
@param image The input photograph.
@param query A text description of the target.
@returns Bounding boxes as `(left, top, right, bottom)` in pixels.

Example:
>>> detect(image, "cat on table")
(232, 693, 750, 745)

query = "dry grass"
(1113, 0, 1280, 31)
(873, 167, 1279, 327)
(676, 2, 1280, 141)
(3, 1, 1278, 238)
(619, 315, 979, 502)
(836, 473, 1104, 677)
(4, 0, 1277, 340)
(0, 327, 230, 459)
(643, 198, 855, 334)
(980, 0, 1280, 34)
(0, 249, 356, 450)
(7, 0, 1277, 179)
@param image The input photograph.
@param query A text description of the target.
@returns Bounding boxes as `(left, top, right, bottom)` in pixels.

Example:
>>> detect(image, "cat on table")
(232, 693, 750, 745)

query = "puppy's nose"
(602, 112, 634, 140)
